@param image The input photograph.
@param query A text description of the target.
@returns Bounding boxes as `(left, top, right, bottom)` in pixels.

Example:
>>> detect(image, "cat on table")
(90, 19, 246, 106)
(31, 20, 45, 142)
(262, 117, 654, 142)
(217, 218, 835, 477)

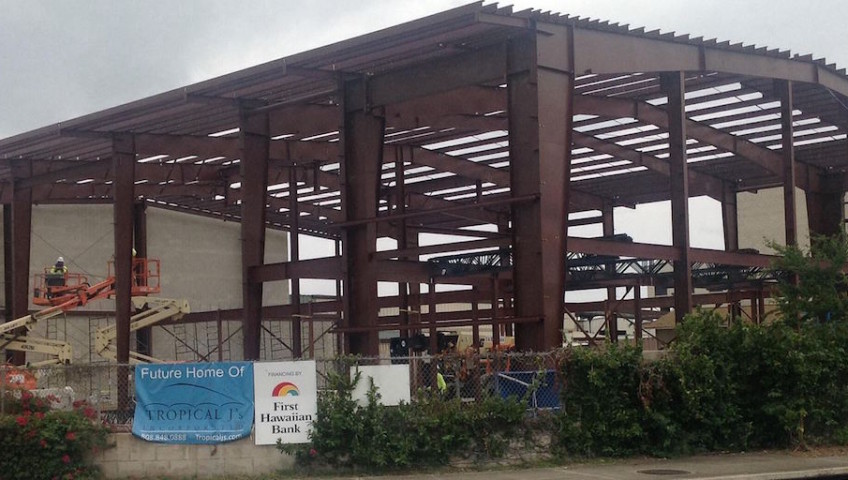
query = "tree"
(769, 234, 848, 325)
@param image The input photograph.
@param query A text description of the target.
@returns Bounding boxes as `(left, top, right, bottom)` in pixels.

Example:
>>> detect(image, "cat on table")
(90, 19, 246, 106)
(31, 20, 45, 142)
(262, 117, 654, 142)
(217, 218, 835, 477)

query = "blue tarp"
(494, 370, 560, 409)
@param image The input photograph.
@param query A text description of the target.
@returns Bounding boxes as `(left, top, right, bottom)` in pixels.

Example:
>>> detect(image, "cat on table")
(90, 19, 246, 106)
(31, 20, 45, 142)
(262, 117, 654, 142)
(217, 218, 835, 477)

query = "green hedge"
(278, 369, 527, 470)
(555, 309, 848, 457)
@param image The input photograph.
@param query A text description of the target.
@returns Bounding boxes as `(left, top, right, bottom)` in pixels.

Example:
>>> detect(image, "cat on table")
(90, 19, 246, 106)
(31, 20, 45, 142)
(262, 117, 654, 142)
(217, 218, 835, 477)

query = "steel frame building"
(2, 3, 847, 362)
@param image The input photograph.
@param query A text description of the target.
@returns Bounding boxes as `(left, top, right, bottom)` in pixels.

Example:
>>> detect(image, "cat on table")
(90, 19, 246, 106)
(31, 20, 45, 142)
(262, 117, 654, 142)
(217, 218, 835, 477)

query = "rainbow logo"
(272, 382, 300, 397)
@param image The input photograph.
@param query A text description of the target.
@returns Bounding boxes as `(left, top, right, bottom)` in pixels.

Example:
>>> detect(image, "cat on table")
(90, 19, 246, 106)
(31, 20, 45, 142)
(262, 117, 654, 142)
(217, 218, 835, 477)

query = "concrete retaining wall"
(96, 433, 293, 479)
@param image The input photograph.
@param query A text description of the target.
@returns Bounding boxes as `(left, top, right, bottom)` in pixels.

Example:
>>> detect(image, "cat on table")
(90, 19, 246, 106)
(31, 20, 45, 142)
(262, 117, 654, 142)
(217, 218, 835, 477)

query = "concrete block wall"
(96, 433, 293, 479)
(737, 186, 811, 254)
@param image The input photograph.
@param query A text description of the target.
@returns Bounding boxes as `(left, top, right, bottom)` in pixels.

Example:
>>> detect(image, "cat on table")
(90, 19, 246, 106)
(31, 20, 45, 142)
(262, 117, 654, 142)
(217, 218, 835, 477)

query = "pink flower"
(40, 439, 48, 448)
(61, 454, 71, 464)
(309, 448, 318, 457)
(65, 431, 76, 441)
(35, 412, 44, 420)
(15, 416, 27, 427)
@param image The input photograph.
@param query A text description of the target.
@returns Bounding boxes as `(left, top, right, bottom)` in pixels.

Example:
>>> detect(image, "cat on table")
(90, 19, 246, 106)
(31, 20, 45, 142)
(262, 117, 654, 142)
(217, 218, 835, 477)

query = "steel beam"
(722, 184, 739, 251)
(346, 43, 526, 112)
(8, 161, 32, 365)
(112, 135, 135, 367)
(289, 167, 302, 358)
(133, 201, 152, 357)
(572, 95, 807, 184)
(508, 26, 574, 351)
(239, 110, 270, 360)
(602, 203, 617, 343)
(776, 80, 797, 246)
(572, 131, 724, 201)
(340, 78, 385, 356)
(661, 72, 693, 324)
(3, 206, 11, 328)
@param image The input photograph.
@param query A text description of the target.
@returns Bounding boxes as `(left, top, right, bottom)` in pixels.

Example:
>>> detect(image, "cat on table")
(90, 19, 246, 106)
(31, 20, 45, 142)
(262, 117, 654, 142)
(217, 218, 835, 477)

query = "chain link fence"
(1, 363, 135, 427)
(1, 352, 562, 427)
(314, 351, 562, 409)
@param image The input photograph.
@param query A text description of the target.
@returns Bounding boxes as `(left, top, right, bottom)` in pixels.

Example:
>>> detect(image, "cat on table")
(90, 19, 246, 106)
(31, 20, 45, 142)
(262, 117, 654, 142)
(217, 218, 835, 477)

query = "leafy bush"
(0, 389, 110, 480)
(554, 307, 848, 457)
(555, 342, 645, 457)
(279, 368, 527, 470)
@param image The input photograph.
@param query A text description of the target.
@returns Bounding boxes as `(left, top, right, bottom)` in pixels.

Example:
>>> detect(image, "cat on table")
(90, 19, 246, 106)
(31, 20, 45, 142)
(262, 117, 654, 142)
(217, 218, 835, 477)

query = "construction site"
(1, 2, 847, 370)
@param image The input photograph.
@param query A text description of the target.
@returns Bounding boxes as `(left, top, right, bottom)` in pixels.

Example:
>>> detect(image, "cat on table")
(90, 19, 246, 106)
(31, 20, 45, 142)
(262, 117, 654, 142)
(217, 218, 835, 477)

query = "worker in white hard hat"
(46, 256, 69, 295)
(50, 256, 68, 275)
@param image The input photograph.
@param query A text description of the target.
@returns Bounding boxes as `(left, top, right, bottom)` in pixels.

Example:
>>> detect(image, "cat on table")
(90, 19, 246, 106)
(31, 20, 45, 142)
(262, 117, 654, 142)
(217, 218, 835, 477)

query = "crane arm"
(0, 334, 72, 366)
(0, 296, 85, 336)
(95, 297, 191, 362)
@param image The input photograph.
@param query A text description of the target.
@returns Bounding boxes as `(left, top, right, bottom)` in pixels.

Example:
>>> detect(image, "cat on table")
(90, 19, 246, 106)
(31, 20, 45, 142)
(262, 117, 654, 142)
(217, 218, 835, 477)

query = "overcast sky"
(1, 0, 844, 285)
(2, 0, 846, 139)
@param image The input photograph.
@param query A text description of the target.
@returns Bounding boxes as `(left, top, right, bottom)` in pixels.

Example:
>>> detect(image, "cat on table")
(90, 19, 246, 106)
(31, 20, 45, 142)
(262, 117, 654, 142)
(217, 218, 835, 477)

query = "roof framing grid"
(3, 2, 848, 355)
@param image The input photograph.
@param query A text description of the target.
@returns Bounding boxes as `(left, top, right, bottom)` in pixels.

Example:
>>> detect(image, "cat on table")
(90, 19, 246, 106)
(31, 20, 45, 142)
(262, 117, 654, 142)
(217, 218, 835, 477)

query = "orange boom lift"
(0, 258, 189, 365)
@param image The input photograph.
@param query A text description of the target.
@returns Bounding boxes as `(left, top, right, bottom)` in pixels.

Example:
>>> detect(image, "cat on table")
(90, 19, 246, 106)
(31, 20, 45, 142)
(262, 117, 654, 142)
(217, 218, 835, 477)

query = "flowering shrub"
(0, 390, 110, 480)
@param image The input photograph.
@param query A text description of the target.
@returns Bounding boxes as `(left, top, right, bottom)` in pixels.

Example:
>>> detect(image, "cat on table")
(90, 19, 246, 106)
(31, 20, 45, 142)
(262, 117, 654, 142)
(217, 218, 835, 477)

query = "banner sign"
(253, 360, 317, 445)
(133, 362, 254, 444)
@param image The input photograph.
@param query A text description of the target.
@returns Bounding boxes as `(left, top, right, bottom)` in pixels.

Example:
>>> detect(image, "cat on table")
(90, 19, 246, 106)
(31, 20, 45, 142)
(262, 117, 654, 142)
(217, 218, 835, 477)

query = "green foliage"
(555, 342, 645, 457)
(278, 367, 527, 471)
(665, 309, 750, 451)
(554, 304, 848, 458)
(0, 390, 110, 480)
(769, 233, 848, 324)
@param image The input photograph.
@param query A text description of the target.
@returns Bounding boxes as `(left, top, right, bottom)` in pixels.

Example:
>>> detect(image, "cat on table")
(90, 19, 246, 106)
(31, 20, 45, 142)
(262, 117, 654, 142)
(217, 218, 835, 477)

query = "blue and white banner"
(133, 362, 254, 444)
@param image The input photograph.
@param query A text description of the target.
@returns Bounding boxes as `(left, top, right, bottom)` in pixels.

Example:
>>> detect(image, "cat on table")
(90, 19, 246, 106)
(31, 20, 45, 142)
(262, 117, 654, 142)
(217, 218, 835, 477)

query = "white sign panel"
(351, 364, 411, 407)
(253, 360, 317, 445)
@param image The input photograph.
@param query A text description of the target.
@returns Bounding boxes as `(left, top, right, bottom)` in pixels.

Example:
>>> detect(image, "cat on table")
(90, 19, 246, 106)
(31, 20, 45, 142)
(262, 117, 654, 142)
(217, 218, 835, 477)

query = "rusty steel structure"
(2, 3, 848, 361)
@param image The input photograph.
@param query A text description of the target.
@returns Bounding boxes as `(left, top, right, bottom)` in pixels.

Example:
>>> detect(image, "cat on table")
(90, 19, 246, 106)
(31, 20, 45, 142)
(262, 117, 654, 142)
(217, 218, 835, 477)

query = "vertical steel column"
(133, 201, 151, 357)
(395, 148, 411, 339)
(776, 80, 797, 246)
(8, 161, 32, 365)
(334, 240, 345, 354)
(757, 289, 766, 324)
(112, 135, 134, 411)
(471, 287, 480, 351)
(602, 203, 617, 342)
(288, 166, 302, 357)
(339, 78, 384, 356)
(661, 72, 693, 324)
(490, 276, 500, 349)
(722, 184, 739, 251)
(634, 283, 643, 341)
(112, 137, 135, 366)
(428, 280, 438, 354)
(239, 110, 270, 360)
(507, 27, 574, 351)
(497, 217, 513, 337)
(3, 205, 11, 325)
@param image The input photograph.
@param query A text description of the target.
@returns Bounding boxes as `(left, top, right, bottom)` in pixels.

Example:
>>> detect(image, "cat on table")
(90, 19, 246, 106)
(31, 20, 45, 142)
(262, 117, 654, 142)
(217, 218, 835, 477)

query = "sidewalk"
(372, 451, 848, 480)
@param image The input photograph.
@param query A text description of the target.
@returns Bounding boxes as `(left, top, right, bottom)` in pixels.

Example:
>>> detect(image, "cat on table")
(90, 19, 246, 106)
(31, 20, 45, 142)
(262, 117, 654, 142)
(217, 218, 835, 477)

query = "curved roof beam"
(573, 94, 819, 190)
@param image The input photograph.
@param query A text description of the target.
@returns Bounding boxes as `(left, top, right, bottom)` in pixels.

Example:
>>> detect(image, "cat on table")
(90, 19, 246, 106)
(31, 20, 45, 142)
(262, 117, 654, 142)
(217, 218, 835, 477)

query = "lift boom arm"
(95, 296, 191, 363)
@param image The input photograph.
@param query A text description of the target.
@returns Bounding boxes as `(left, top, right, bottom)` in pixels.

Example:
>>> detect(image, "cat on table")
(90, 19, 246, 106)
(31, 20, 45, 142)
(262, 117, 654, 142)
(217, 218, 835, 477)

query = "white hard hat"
(57, 256, 64, 263)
